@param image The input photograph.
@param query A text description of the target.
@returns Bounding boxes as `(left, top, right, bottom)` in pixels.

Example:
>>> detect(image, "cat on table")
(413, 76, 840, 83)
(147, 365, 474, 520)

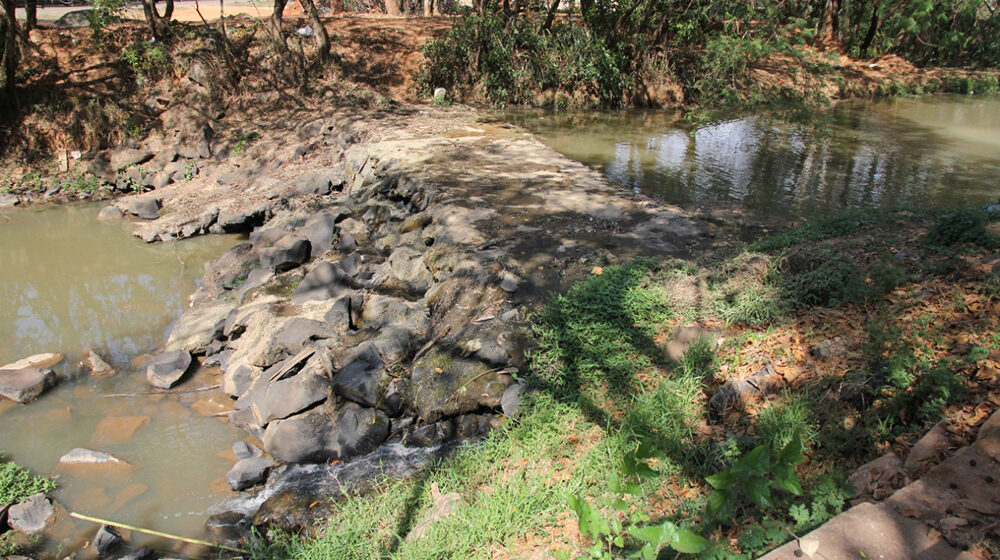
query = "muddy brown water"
(511, 95, 1000, 221)
(1, 203, 243, 557)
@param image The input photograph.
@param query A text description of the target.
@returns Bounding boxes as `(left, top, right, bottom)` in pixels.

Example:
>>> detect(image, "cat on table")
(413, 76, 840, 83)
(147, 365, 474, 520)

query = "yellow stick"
(69, 512, 250, 555)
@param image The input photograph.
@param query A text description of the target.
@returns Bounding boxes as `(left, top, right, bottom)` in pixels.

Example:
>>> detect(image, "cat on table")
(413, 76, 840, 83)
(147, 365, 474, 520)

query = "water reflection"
(513, 95, 1000, 219)
(0, 203, 235, 366)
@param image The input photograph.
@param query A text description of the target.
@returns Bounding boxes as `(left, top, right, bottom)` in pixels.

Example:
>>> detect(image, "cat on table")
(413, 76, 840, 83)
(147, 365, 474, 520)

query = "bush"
(926, 208, 1000, 248)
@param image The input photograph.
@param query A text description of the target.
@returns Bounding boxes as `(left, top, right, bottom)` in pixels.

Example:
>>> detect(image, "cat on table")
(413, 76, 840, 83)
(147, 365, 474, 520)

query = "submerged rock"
(0, 368, 58, 403)
(59, 448, 127, 467)
(145, 349, 193, 389)
(97, 206, 124, 222)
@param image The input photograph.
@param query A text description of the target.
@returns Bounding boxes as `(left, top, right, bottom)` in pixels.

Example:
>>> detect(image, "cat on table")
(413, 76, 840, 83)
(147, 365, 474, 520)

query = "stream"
(511, 94, 1000, 221)
(0, 203, 241, 557)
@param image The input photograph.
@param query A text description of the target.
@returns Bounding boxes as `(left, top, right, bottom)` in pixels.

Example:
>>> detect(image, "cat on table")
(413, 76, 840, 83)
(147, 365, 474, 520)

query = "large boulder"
(386, 246, 433, 294)
(7, 494, 55, 534)
(299, 211, 340, 257)
(111, 148, 153, 171)
(262, 402, 389, 463)
(410, 351, 513, 422)
(291, 258, 358, 303)
(0, 368, 58, 403)
(165, 302, 234, 353)
(260, 235, 311, 273)
(237, 353, 332, 427)
(145, 349, 193, 389)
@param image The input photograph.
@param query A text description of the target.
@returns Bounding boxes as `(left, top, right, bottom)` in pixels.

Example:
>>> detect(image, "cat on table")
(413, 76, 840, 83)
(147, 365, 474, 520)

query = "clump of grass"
(925, 208, 1000, 248)
(0, 459, 56, 506)
(755, 392, 818, 453)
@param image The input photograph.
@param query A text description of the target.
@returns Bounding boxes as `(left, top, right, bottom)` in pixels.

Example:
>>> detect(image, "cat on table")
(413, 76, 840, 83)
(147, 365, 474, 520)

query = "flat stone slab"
(0, 368, 58, 403)
(759, 501, 977, 560)
(7, 493, 56, 534)
(1, 353, 64, 370)
(91, 415, 150, 445)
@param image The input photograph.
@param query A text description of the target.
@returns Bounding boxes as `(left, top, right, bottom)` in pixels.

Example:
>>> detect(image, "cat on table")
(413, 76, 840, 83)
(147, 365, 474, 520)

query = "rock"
(987, 203, 1000, 218)
(60, 448, 126, 466)
(128, 197, 161, 220)
(978, 407, 1000, 440)
(847, 452, 906, 500)
(297, 120, 325, 141)
(165, 302, 234, 354)
(386, 246, 433, 293)
(405, 482, 463, 542)
(222, 363, 257, 398)
(238, 362, 330, 427)
(7, 494, 55, 534)
(218, 204, 268, 233)
(300, 211, 339, 257)
(233, 440, 262, 460)
(499, 272, 520, 293)
(709, 363, 782, 421)
(0, 194, 18, 208)
(1, 352, 64, 370)
(260, 235, 311, 273)
(226, 457, 276, 491)
(294, 172, 341, 196)
(92, 415, 151, 444)
(93, 524, 123, 556)
(332, 360, 380, 407)
(262, 402, 389, 463)
(149, 170, 174, 189)
(810, 338, 846, 361)
(82, 349, 115, 378)
(111, 148, 153, 171)
(664, 325, 714, 363)
(410, 351, 513, 422)
(119, 547, 157, 560)
(904, 420, 950, 471)
(0, 368, 58, 403)
(291, 259, 358, 303)
(51, 8, 93, 27)
(433, 87, 447, 101)
(399, 213, 432, 234)
(205, 511, 253, 548)
(188, 61, 210, 87)
(145, 349, 193, 389)
(501, 382, 528, 418)
(97, 205, 124, 222)
(275, 318, 334, 353)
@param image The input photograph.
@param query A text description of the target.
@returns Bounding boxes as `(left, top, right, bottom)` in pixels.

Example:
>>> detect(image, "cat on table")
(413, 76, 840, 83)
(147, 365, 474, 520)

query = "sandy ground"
(17, 0, 274, 23)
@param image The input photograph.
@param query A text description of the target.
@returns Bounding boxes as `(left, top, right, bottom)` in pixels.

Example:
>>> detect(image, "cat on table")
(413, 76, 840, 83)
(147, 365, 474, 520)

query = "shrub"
(926, 208, 1000, 248)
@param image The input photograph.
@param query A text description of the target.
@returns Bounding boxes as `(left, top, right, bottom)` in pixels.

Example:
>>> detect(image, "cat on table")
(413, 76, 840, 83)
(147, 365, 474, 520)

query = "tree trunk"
(299, 0, 330, 61)
(26, 0, 37, 31)
(2, 0, 18, 94)
(819, 0, 840, 43)
(330, 0, 343, 13)
(385, 0, 401, 15)
(541, 0, 559, 31)
(163, 0, 175, 20)
(423, 0, 432, 17)
(141, 0, 164, 36)
(271, 0, 287, 45)
(860, 0, 880, 55)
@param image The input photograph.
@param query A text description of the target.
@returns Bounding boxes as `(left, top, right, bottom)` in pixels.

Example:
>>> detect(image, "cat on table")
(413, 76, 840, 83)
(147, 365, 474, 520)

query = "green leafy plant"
(64, 173, 101, 194)
(566, 443, 706, 559)
(87, 0, 125, 39)
(121, 41, 171, 85)
(706, 432, 805, 520)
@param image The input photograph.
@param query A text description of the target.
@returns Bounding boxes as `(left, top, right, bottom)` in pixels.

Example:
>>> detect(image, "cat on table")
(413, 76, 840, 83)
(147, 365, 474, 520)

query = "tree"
(299, 0, 330, 61)
(271, 0, 288, 45)
(25, 0, 37, 31)
(1, 0, 16, 96)
(141, 0, 173, 37)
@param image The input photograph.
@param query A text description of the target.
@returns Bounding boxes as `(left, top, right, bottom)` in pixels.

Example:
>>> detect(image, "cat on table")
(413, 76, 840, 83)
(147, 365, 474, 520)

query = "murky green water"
(0, 203, 242, 556)
(512, 95, 1000, 220)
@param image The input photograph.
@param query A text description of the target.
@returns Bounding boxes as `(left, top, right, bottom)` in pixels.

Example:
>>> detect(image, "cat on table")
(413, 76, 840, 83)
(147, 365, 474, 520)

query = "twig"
(102, 384, 221, 398)
(70, 512, 249, 554)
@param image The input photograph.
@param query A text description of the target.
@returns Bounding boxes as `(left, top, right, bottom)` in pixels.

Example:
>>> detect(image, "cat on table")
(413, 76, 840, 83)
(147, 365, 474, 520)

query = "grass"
(254, 206, 1000, 559)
